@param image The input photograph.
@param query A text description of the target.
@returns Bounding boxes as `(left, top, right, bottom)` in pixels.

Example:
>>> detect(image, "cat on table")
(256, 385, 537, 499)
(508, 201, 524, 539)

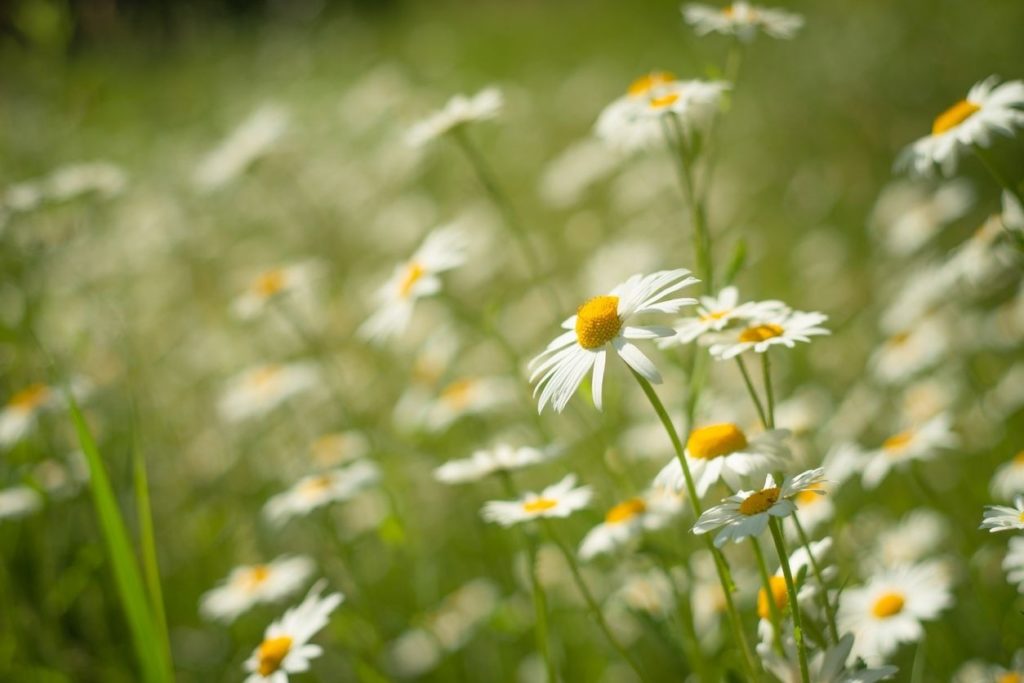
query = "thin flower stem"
(663, 114, 714, 293)
(750, 537, 786, 656)
(792, 515, 839, 644)
(734, 355, 769, 428)
(499, 473, 557, 683)
(769, 518, 811, 683)
(629, 369, 760, 680)
(651, 558, 712, 683)
(539, 518, 649, 681)
(760, 351, 776, 429)
(973, 143, 1024, 209)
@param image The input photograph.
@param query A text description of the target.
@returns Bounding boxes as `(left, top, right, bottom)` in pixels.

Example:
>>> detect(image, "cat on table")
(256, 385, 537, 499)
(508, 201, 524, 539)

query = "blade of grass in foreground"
(67, 391, 173, 683)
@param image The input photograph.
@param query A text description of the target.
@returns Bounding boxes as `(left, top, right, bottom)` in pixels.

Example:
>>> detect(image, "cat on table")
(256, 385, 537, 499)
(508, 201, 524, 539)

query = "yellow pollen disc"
(687, 423, 749, 460)
(8, 383, 51, 412)
(251, 365, 281, 390)
(299, 475, 333, 497)
(699, 309, 729, 323)
(523, 497, 558, 514)
(723, 5, 735, 17)
(932, 99, 980, 135)
(1018, 511, 1024, 523)
(605, 498, 647, 524)
(998, 673, 1023, 683)
(627, 71, 676, 98)
(889, 331, 911, 346)
(882, 431, 914, 454)
(257, 635, 293, 676)
(796, 488, 822, 507)
(243, 564, 271, 591)
(649, 93, 680, 109)
(575, 295, 622, 349)
(440, 378, 475, 409)
(871, 591, 905, 618)
(757, 576, 789, 620)
(738, 487, 780, 516)
(253, 268, 286, 298)
(398, 262, 426, 298)
(1013, 451, 1024, 466)
(739, 323, 784, 343)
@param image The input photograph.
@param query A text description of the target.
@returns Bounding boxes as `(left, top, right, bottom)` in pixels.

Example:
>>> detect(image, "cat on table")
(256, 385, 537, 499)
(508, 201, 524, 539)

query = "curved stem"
(792, 515, 839, 644)
(769, 518, 811, 683)
(663, 114, 714, 293)
(760, 351, 776, 429)
(734, 355, 768, 428)
(750, 537, 786, 656)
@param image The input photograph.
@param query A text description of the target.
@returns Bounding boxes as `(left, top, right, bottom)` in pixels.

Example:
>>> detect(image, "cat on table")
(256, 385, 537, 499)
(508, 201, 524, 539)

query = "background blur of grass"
(1, 0, 1023, 681)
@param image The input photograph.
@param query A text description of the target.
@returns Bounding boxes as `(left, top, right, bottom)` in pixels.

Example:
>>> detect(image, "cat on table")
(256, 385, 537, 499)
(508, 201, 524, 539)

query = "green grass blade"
(66, 392, 172, 683)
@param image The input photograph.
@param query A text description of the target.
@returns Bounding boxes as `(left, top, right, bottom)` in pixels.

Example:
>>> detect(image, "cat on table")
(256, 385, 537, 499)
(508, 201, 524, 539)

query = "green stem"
(630, 369, 759, 680)
(760, 351, 776, 429)
(750, 538, 785, 655)
(540, 518, 649, 681)
(653, 559, 711, 683)
(769, 518, 811, 683)
(792, 515, 839, 644)
(734, 356, 768, 428)
(663, 114, 714, 293)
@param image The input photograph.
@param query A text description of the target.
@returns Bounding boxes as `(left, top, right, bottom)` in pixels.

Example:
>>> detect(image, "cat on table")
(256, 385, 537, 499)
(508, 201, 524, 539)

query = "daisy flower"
(990, 451, 1024, 500)
(218, 363, 319, 423)
(358, 226, 470, 343)
(869, 316, 950, 385)
(1003, 536, 1024, 592)
(481, 474, 592, 527)
(655, 422, 790, 497)
(529, 268, 699, 413)
(422, 376, 515, 431)
(232, 262, 318, 320)
(762, 632, 898, 683)
(200, 556, 315, 623)
(658, 286, 786, 346)
(787, 482, 835, 537)
(0, 485, 43, 521)
(309, 431, 370, 469)
(861, 413, 957, 489)
(837, 562, 953, 664)
(615, 569, 675, 618)
(692, 468, 826, 547)
(595, 73, 729, 152)
(407, 87, 503, 147)
(264, 460, 381, 526)
(578, 487, 683, 561)
(195, 103, 289, 191)
(0, 383, 61, 448)
(434, 443, 555, 485)
(898, 76, 1024, 176)
(870, 509, 949, 571)
(243, 580, 343, 683)
(953, 652, 1024, 683)
(707, 310, 829, 360)
(682, 2, 805, 42)
(980, 497, 1024, 533)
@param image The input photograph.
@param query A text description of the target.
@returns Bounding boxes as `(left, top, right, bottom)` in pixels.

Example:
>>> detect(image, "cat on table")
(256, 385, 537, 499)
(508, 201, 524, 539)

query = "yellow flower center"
(398, 262, 426, 298)
(649, 93, 680, 110)
(257, 635, 293, 676)
(932, 99, 980, 135)
(575, 295, 622, 349)
(739, 487, 781, 515)
(889, 331, 911, 346)
(8, 383, 51, 413)
(1018, 511, 1024, 524)
(242, 564, 271, 591)
(739, 323, 784, 343)
(299, 475, 334, 498)
(1014, 451, 1024, 466)
(605, 498, 647, 524)
(882, 431, 914, 454)
(998, 673, 1022, 683)
(440, 378, 475, 409)
(627, 71, 676, 98)
(871, 591, 905, 618)
(523, 497, 558, 514)
(687, 423, 749, 460)
(699, 309, 729, 322)
(796, 488, 822, 507)
(253, 268, 287, 298)
(757, 576, 789, 619)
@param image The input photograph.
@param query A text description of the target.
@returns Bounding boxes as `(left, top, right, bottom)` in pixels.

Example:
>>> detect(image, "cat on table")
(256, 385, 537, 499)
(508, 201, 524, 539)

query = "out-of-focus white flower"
(870, 315, 950, 385)
(1003, 536, 1024, 592)
(595, 73, 729, 152)
(692, 469, 825, 547)
(990, 451, 1024, 500)
(481, 474, 591, 527)
(953, 652, 1024, 683)
(0, 383, 62, 448)
(879, 262, 955, 332)
(32, 452, 89, 500)
(658, 286, 787, 347)
(407, 87, 503, 147)
(0, 485, 43, 521)
(218, 362, 319, 423)
(421, 376, 515, 431)
(980, 497, 1024, 533)
(1003, 190, 1024, 232)
(538, 138, 622, 208)
(3, 161, 127, 215)
(837, 562, 953, 664)
(788, 482, 835, 537)
(195, 103, 289, 190)
(578, 487, 683, 560)
(615, 569, 675, 618)
(200, 556, 315, 623)
(359, 226, 470, 343)
(434, 443, 555, 485)
(898, 76, 1024, 176)
(309, 431, 370, 469)
(899, 376, 959, 425)
(529, 269, 698, 413)
(869, 180, 974, 256)
(264, 460, 381, 525)
(707, 310, 829, 360)
(942, 214, 1018, 286)
(861, 414, 957, 489)
(655, 423, 789, 497)
(682, 2, 804, 41)
(232, 262, 319, 320)
(243, 580, 342, 683)
(870, 509, 949, 571)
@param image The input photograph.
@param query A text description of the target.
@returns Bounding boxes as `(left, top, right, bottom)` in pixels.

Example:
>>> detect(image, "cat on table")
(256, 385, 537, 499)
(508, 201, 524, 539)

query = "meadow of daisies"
(2, 0, 1024, 681)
